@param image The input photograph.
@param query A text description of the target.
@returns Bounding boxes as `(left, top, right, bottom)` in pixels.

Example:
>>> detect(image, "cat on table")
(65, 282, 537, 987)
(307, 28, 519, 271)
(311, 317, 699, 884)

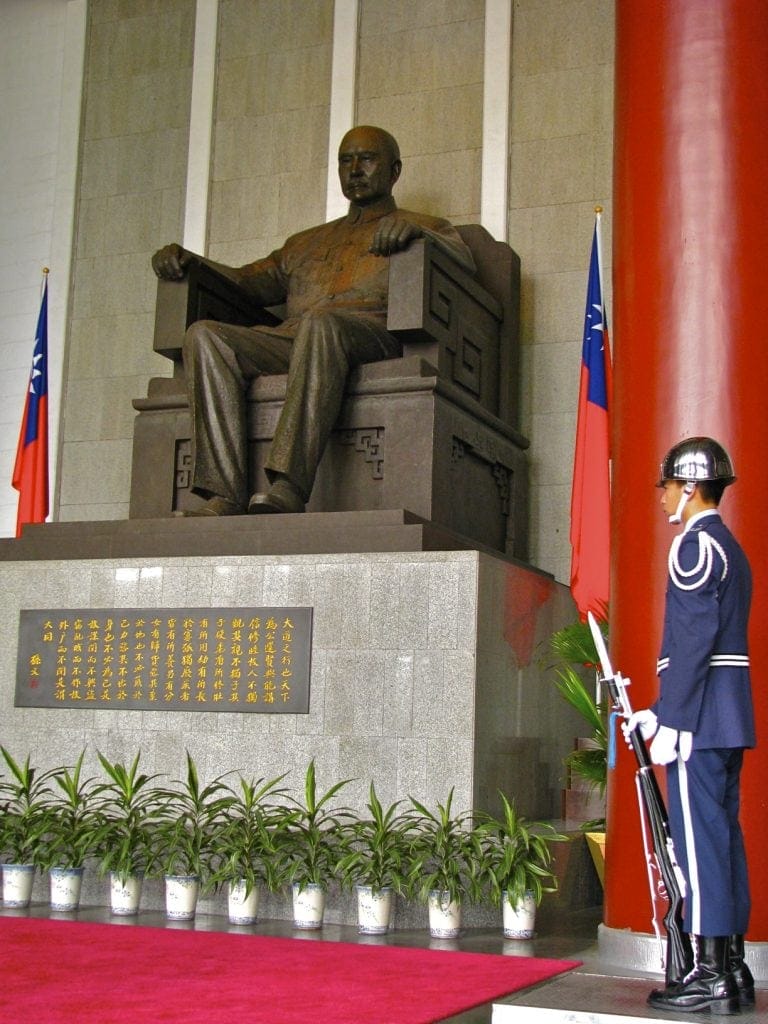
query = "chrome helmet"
(658, 436, 736, 487)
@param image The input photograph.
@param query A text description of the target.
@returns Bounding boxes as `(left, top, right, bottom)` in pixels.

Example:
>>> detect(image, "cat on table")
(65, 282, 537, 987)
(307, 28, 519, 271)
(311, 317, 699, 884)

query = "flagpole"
(594, 205, 604, 275)
(593, 207, 613, 474)
(592, 206, 607, 709)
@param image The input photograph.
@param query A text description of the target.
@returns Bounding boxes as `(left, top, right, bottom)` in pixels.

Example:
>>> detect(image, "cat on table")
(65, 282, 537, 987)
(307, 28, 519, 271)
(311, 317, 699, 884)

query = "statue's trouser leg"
(182, 320, 292, 508)
(264, 310, 400, 500)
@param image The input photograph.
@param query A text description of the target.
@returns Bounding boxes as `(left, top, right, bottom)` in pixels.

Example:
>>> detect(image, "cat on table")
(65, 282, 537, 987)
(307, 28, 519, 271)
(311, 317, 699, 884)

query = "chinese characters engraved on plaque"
(15, 607, 312, 713)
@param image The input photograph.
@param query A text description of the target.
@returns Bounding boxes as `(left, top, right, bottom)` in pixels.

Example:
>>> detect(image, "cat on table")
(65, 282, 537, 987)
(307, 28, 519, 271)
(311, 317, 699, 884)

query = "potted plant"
(206, 771, 294, 925)
(37, 749, 103, 911)
(92, 751, 166, 915)
(406, 788, 484, 939)
(476, 791, 567, 939)
(150, 751, 233, 920)
(0, 747, 57, 907)
(337, 782, 414, 934)
(547, 619, 608, 829)
(275, 759, 353, 929)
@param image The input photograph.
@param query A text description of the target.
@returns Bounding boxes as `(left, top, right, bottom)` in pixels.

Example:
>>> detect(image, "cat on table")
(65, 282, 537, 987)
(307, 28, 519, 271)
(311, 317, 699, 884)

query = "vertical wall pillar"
(609, 0, 768, 940)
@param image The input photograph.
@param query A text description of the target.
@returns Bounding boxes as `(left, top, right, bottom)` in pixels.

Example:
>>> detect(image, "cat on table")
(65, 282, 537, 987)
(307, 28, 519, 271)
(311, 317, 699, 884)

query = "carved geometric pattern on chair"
(451, 438, 467, 462)
(175, 440, 193, 490)
(450, 433, 513, 516)
(452, 331, 483, 396)
(336, 428, 384, 479)
(492, 463, 512, 516)
(428, 267, 485, 399)
(429, 279, 452, 330)
(452, 427, 510, 468)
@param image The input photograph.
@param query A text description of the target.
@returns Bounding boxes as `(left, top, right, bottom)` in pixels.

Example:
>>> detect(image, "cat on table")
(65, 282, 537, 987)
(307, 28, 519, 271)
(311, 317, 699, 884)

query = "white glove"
(623, 708, 658, 747)
(650, 725, 680, 765)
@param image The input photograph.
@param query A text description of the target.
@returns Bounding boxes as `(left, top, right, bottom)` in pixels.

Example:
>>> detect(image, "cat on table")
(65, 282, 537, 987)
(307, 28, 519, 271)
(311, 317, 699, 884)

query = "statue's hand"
(152, 243, 193, 280)
(369, 216, 424, 257)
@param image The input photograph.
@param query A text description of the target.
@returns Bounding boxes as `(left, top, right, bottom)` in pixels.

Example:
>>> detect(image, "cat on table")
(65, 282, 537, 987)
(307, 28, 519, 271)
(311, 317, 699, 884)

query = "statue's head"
(338, 125, 402, 207)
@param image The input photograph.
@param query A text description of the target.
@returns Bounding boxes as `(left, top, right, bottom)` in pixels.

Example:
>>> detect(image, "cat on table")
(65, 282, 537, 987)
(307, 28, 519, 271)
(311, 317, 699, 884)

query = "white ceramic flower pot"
(502, 889, 537, 939)
(292, 881, 325, 930)
(110, 871, 143, 916)
(2, 863, 35, 908)
(49, 866, 84, 912)
(228, 879, 260, 925)
(428, 889, 462, 938)
(164, 874, 199, 920)
(356, 884, 393, 935)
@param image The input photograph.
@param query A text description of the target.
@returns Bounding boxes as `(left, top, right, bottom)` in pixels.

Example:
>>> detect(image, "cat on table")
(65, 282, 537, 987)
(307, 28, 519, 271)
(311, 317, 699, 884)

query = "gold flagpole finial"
(594, 205, 603, 215)
(42, 267, 49, 275)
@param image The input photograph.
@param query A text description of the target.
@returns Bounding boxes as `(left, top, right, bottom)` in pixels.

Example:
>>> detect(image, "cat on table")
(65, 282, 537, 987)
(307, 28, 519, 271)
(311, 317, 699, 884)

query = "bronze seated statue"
(130, 126, 528, 559)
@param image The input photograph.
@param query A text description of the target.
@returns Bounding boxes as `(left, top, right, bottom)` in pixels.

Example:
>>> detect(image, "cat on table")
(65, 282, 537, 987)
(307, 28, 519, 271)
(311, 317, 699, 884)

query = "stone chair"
(129, 225, 529, 560)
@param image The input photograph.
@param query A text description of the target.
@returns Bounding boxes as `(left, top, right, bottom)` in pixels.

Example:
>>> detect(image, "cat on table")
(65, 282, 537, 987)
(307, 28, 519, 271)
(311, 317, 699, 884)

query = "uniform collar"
(344, 196, 397, 224)
(684, 508, 721, 533)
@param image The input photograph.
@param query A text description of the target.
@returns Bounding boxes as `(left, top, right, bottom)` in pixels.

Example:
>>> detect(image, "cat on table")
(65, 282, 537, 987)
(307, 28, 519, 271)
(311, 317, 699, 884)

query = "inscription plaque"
(15, 607, 313, 714)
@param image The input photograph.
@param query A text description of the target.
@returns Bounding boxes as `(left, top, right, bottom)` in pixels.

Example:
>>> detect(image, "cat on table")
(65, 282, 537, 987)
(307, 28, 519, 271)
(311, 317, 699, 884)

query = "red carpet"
(0, 916, 578, 1023)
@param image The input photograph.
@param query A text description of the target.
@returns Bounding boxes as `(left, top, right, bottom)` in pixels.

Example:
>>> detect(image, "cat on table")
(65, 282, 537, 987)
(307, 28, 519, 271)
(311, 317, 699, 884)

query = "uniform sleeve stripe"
(657, 654, 749, 673)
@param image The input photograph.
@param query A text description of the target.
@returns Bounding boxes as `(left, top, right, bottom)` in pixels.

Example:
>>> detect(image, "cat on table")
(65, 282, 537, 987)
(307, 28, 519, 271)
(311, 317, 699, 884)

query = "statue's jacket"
(231, 195, 474, 338)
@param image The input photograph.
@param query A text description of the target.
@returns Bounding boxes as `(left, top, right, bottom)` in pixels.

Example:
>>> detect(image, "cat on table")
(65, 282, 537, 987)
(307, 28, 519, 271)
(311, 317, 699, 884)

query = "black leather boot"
(728, 934, 755, 1007)
(647, 935, 741, 1014)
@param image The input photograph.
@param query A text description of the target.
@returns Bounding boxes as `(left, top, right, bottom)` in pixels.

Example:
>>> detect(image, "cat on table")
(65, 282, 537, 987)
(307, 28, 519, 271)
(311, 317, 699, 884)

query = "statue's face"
(338, 127, 401, 206)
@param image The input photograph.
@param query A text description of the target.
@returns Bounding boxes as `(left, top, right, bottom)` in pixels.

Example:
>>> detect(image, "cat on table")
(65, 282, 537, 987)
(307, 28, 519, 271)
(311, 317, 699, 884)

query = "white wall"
(0, 0, 86, 537)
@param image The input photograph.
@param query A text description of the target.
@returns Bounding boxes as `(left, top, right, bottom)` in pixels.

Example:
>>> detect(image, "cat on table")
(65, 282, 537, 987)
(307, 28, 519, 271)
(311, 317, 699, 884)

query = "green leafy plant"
(0, 747, 57, 866)
(547, 619, 609, 803)
(337, 782, 414, 896)
(206, 772, 294, 897)
(150, 751, 233, 880)
(406, 788, 484, 906)
(37, 750, 103, 869)
(276, 759, 353, 890)
(476, 791, 567, 907)
(92, 751, 166, 884)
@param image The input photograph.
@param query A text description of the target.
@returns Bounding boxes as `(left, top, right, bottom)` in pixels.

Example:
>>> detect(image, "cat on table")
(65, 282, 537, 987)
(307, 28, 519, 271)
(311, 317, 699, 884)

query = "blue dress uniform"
(655, 508, 754, 938)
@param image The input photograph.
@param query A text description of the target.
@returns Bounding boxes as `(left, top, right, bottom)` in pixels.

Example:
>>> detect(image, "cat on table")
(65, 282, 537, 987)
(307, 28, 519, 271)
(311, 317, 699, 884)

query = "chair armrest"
(152, 257, 282, 362)
(387, 237, 505, 419)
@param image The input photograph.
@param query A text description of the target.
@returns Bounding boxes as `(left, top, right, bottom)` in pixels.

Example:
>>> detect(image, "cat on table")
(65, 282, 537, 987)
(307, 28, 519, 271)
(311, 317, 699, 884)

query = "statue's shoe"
(248, 479, 305, 514)
(183, 496, 245, 516)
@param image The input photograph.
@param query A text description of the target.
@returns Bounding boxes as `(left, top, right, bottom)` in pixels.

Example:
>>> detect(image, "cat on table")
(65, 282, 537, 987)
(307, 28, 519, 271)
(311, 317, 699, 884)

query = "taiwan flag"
(12, 273, 49, 537)
(570, 214, 612, 621)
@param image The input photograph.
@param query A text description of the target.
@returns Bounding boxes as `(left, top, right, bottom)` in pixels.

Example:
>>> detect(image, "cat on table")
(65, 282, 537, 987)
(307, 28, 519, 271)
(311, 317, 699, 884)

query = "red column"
(609, 0, 768, 939)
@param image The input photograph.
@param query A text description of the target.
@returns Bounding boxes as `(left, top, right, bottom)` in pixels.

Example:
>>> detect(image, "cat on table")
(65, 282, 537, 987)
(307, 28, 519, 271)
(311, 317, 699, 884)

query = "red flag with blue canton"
(570, 215, 612, 621)
(12, 274, 49, 537)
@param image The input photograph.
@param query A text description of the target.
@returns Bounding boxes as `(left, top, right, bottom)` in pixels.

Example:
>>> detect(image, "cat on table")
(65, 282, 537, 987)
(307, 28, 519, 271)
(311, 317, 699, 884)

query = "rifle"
(587, 612, 693, 986)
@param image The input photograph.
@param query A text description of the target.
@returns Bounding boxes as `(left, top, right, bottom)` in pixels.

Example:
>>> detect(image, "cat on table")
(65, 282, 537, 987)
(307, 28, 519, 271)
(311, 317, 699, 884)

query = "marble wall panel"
(509, 0, 615, 585)
(356, 0, 484, 222)
(208, 0, 333, 262)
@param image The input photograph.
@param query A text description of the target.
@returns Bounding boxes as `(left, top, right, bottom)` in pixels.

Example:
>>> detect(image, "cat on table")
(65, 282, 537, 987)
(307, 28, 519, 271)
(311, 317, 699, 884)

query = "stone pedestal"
(0, 541, 581, 921)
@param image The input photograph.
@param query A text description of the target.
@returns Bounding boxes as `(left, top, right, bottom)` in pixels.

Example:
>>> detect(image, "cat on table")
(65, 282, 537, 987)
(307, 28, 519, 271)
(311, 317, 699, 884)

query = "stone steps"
(0, 509, 500, 562)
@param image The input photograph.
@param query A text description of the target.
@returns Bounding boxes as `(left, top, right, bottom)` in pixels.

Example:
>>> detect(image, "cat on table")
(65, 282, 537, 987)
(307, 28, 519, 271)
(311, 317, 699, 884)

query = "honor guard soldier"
(626, 436, 755, 1015)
